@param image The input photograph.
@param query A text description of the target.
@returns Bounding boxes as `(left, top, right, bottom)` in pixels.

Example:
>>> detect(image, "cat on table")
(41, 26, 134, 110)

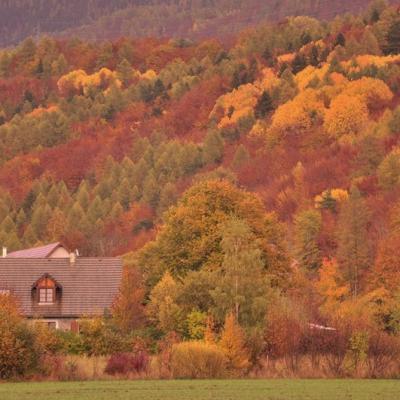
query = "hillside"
(0, 0, 388, 47)
(1, 0, 400, 380)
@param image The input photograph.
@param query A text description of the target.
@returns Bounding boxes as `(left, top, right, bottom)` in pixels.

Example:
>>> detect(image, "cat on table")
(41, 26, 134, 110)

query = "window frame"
(38, 287, 55, 305)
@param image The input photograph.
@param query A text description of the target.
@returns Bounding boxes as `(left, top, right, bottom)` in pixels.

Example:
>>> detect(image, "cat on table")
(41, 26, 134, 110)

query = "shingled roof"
(0, 258, 122, 318)
(7, 242, 65, 258)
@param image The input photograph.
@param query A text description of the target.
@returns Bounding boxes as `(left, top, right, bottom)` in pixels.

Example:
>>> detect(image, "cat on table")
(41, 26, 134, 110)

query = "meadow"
(0, 380, 399, 400)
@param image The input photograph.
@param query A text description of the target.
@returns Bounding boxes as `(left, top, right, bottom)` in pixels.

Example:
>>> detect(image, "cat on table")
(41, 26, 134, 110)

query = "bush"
(170, 341, 227, 378)
(0, 295, 42, 379)
(105, 351, 149, 376)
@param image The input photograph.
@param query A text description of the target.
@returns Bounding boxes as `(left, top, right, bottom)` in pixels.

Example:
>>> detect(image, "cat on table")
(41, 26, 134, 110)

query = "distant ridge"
(0, 0, 393, 46)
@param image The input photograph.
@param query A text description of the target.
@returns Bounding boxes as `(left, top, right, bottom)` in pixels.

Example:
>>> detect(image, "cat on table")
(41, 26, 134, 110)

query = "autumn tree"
(324, 94, 369, 140)
(316, 258, 350, 317)
(254, 90, 274, 118)
(293, 208, 322, 271)
(112, 266, 146, 333)
(0, 294, 39, 379)
(147, 272, 184, 334)
(219, 313, 250, 375)
(138, 180, 289, 286)
(202, 130, 224, 164)
(336, 188, 371, 297)
(210, 218, 271, 327)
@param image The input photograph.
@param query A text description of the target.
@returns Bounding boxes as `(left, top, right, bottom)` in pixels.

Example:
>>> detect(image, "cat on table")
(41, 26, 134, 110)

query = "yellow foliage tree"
(147, 272, 183, 334)
(342, 77, 393, 108)
(211, 68, 281, 129)
(324, 93, 369, 140)
(269, 88, 325, 135)
(316, 258, 350, 317)
(219, 313, 250, 374)
(57, 67, 121, 97)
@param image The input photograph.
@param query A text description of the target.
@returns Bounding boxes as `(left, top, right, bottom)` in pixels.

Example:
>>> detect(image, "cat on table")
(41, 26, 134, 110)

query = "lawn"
(0, 380, 399, 400)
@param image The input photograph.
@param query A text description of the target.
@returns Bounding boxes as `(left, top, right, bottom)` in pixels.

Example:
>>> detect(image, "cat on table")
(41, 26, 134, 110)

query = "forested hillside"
(2, 0, 400, 378)
(0, 0, 388, 46)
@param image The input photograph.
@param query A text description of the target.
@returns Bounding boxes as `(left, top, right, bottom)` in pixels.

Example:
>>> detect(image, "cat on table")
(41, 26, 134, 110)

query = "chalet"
(0, 243, 122, 330)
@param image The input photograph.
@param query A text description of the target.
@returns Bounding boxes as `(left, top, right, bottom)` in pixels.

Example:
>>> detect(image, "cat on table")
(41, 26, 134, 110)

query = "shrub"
(170, 341, 227, 378)
(105, 351, 149, 376)
(0, 295, 40, 379)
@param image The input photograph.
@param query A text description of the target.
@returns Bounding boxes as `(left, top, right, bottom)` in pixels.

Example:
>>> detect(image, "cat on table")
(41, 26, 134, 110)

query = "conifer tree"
(254, 90, 274, 119)
(87, 196, 104, 224)
(231, 145, 250, 170)
(118, 178, 133, 210)
(142, 171, 159, 208)
(337, 188, 371, 297)
(157, 182, 178, 217)
(385, 19, 400, 55)
(219, 313, 249, 374)
(293, 209, 322, 271)
(116, 58, 133, 87)
(203, 130, 224, 165)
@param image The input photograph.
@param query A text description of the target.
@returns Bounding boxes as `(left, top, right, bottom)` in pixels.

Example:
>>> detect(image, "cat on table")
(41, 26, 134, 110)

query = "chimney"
(2, 247, 7, 258)
(69, 252, 76, 265)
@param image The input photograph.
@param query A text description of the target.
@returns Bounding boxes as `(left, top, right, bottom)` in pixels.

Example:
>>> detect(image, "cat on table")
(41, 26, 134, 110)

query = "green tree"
(231, 145, 250, 170)
(210, 218, 271, 327)
(254, 90, 274, 119)
(147, 272, 184, 334)
(116, 58, 133, 87)
(293, 209, 322, 271)
(202, 130, 224, 165)
(138, 180, 289, 287)
(385, 18, 400, 54)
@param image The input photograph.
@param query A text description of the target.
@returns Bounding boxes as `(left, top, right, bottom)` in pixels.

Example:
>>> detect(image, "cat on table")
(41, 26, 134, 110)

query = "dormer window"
(32, 274, 61, 305)
(39, 287, 54, 304)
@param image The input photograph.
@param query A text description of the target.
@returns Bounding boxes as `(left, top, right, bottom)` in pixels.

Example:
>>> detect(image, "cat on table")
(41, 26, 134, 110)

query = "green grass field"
(0, 380, 399, 400)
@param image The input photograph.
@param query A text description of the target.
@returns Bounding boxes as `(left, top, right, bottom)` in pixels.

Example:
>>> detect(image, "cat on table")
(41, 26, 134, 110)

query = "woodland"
(1, 0, 400, 380)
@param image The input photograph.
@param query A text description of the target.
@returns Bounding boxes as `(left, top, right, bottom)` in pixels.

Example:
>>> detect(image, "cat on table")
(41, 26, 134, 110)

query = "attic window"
(34, 275, 59, 305)
(39, 288, 54, 304)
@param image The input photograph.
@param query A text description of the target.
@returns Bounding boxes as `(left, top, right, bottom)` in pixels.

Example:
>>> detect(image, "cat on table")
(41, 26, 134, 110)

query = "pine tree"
(87, 196, 104, 224)
(254, 91, 274, 119)
(46, 186, 60, 209)
(46, 208, 68, 242)
(335, 33, 346, 47)
(142, 171, 159, 208)
(385, 19, 400, 55)
(0, 215, 16, 234)
(293, 209, 322, 271)
(337, 188, 371, 297)
(231, 145, 250, 170)
(16, 209, 26, 228)
(118, 178, 133, 210)
(157, 182, 178, 217)
(76, 181, 90, 211)
(109, 202, 124, 220)
(203, 130, 224, 165)
(23, 225, 38, 247)
(291, 53, 307, 74)
(116, 58, 133, 87)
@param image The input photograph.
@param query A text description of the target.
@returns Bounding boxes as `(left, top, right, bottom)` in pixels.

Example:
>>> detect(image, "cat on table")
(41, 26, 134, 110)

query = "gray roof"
(7, 242, 64, 258)
(0, 257, 122, 318)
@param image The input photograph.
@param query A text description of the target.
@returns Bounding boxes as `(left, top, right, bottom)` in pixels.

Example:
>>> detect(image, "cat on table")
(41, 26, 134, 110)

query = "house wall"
(29, 318, 78, 331)
(49, 247, 70, 258)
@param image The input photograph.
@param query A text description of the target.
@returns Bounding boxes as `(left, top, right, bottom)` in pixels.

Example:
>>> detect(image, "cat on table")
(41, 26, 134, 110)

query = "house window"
(39, 288, 54, 304)
(34, 275, 59, 305)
